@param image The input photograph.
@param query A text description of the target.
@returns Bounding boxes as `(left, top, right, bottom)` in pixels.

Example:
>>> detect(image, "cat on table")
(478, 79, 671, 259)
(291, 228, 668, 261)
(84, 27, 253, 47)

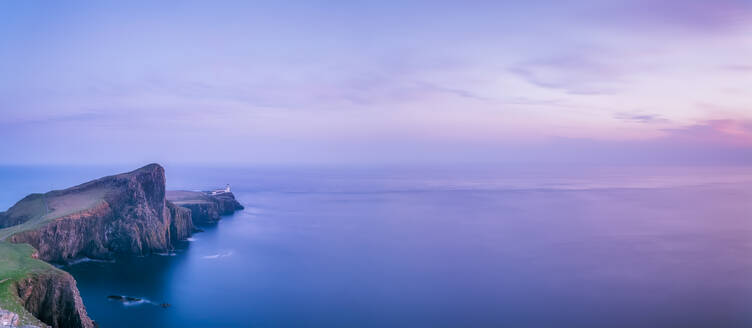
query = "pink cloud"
(662, 119, 752, 147)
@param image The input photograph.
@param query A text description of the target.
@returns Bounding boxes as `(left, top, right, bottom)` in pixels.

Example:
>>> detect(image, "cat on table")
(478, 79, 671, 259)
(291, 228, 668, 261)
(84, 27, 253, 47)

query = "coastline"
(0, 164, 243, 327)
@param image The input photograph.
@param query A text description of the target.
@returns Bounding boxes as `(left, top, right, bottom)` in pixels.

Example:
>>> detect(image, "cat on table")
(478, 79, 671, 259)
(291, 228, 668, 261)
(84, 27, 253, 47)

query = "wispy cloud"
(1, 1, 752, 165)
(508, 54, 624, 95)
(615, 112, 670, 124)
(661, 119, 752, 146)
(333, 78, 489, 106)
(585, 0, 752, 32)
(537, 119, 752, 165)
(0, 112, 108, 126)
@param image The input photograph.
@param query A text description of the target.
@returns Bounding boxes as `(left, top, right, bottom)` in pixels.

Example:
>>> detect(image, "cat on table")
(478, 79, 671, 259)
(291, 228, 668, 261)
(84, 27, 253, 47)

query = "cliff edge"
(0, 164, 194, 263)
(0, 243, 93, 328)
(0, 164, 244, 328)
(166, 190, 244, 224)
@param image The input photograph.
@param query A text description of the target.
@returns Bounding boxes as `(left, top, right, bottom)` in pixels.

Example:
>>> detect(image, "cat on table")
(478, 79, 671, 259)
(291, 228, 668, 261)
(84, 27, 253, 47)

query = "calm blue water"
(1, 165, 752, 327)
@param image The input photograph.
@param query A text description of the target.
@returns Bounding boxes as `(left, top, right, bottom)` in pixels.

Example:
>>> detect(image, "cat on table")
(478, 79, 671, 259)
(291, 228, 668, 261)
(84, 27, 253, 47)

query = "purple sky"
(1, 1, 751, 165)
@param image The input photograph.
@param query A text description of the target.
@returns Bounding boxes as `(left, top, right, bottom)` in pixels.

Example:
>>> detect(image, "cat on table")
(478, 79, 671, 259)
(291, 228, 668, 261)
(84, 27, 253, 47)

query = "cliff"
(0, 164, 194, 263)
(15, 272, 93, 328)
(167, 201, 193, 241)
(0, 164, 244, 328)
(0, 243, 93, 328)
(166, 191, 244, 224)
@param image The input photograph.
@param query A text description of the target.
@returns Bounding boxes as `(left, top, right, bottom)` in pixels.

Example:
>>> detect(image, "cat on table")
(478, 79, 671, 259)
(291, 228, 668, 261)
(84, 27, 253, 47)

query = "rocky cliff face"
(167, 201, 194, 241)
(166, 191, 244, 225)
(2, 164, 194, 263)
(0, 164, 243, 328)
(177, 202, 221, 225)
(14, 272, 94, 328)
(212, 193, 245, 215)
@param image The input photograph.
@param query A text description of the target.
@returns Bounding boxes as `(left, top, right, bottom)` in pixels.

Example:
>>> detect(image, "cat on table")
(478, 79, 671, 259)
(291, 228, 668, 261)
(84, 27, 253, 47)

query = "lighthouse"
(210, 184, 232, 195)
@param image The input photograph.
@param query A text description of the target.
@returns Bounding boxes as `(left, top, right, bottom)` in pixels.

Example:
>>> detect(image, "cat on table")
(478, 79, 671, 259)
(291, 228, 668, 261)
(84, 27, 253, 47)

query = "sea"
(0, 164, 751, 328)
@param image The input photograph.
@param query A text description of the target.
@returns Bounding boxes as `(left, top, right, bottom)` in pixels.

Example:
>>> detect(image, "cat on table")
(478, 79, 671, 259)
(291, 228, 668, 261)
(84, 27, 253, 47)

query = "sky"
(1, 0, 751, 165)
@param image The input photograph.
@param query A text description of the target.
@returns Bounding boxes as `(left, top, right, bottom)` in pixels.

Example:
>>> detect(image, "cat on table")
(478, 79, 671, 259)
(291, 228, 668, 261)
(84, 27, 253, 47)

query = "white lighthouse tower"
(211, 184, 231, 195)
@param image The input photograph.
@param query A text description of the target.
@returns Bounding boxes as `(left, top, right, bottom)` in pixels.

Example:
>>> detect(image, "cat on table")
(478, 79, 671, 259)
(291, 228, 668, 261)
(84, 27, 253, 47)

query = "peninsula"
(166, 189, 244, 224)
(0, 164, 243, 327)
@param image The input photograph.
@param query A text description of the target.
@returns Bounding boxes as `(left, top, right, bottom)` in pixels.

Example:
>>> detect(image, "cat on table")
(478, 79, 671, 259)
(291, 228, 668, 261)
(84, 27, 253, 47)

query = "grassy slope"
(0, 242, 58, 326)
(0, 188, 107, 240)
(166, 190, 214, 205)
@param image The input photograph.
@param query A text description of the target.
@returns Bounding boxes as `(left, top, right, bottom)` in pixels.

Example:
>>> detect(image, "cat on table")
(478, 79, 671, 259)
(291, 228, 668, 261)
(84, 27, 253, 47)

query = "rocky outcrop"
(0, 165, 243, 260)
(0, 308, 21, 327)
(178, 202, 220, 225)
(167, 201, 194, 241)
(0, 241, 94, 328)
(166, 191, 244, 225)
(212, 193, 245, 215)
(8, 202, 113, 262)
(14, 272, 94, 328)
(0, 163, 243, 328)
(1, 164, 194, 262)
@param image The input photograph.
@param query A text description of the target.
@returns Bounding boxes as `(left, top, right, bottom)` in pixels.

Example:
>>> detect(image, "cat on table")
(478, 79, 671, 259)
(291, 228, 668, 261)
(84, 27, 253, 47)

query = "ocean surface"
(1, 165, 751, 327)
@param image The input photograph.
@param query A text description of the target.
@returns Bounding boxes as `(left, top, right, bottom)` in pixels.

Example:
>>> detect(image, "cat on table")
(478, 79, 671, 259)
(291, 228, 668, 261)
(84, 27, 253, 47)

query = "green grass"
(0, 195, 45, 241)
(0, 185, 108, 326)
(0, 187, 107, 241)
(0, 242, 59, 326)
